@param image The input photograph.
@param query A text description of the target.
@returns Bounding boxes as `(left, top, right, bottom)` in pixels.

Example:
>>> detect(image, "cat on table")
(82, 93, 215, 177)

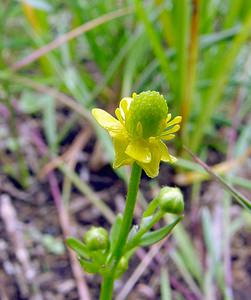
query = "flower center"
(126, 91, 168, 138)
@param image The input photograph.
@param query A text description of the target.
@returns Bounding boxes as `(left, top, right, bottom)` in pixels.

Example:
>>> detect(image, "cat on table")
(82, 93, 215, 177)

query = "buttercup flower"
(92, 91, 181, 178)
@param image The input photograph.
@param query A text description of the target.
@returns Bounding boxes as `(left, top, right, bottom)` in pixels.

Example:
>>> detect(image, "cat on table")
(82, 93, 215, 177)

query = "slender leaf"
(171, 222, 203, 284)
(66, 237, 91, 259)
(139, 216, 182, 247)
(109, 214, 123, 252)
(161, 267, 172, 300)
(134, 0, 174, 88)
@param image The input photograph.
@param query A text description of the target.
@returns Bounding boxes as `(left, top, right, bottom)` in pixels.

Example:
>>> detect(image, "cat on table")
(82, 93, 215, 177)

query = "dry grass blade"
(30, 129, 91, 300)
(0, 194, 42, 299)
(176, 145, 251, 185)
(15, 77, 93, 122)
(39, 127, 92, 178)
(57, 203, 92, 300)
(58, 163, 116, 223)
(11, 7, 133, 71)
(184, 146, 251, 211)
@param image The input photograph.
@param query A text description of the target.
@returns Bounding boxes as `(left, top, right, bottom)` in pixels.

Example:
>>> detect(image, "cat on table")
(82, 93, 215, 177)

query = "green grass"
(1, 1, 251, 299)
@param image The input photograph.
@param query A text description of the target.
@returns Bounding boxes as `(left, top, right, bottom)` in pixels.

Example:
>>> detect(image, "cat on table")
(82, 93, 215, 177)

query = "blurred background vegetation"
(0, 0, 251, 299)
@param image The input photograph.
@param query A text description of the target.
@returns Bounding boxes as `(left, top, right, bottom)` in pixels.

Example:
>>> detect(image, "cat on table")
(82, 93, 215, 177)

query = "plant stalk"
(112, 162, 142, 260)
(99, 162, 142, 300)
(100, 276, 114, 300)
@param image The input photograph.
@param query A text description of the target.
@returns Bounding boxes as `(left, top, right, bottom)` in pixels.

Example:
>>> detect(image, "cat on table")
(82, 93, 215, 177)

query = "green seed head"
(158, 187, 184, 214)
(127, 91, 168, 138)
(83, 227, 109, 251)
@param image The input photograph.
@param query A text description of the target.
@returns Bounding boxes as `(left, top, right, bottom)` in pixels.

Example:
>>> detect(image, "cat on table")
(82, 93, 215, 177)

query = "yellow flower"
(92, 91, 181, 178)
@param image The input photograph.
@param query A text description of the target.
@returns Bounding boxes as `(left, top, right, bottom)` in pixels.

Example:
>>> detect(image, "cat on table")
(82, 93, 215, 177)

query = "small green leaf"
(127, 225, 139, 242)
(79, 258, 100, 274)
(109, 214, 122, 252)
(139, 216, 182, 247)
(66, 237, 91, 259)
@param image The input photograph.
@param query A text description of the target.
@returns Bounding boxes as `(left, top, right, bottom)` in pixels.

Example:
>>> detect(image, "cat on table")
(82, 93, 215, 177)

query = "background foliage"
(0, 0, 251, 299)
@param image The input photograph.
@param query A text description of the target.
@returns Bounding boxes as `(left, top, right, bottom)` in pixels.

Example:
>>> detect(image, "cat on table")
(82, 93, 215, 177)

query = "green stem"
(99, 162, 142, 300)
(100, 276, 114, 300)
(112, 162, 142, 260)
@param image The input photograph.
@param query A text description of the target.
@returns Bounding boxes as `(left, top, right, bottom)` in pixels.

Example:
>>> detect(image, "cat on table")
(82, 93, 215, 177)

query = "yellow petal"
(165, 113, 172, 123)
(138, 140, 176, 178)
(92, 108, 124, 137)
(113, 137, 133, 168)
(115, 108, 124, 124)
(158, 141, 172, 162)
(163, 124, 180, 135)
(125, 139, 151, 163)
(119, 97, 133, 119)
(137, 143, 161, 178)
(161, 134, 175, 141)
(92, 108, 119, 129)
(138, 161, 160, 178)
(166, 116, 182, 127)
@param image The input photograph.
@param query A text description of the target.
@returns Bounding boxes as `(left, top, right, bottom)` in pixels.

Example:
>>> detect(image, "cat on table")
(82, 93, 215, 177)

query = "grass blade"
(12, 7, 133, 71)
(184, 146, 251, 211)
(134, 0, 174, 88)
(190, 9, 251, 152)
(161, 267, 172, 300)
(139, 216, 182, 247)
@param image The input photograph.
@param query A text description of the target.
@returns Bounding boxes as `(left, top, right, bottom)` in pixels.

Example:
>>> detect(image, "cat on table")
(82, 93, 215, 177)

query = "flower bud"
(83, 227, 109, 251)
(115, 256, 128, 278)
(127, 91, 168, 138)
(158, 187, 184, 214)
